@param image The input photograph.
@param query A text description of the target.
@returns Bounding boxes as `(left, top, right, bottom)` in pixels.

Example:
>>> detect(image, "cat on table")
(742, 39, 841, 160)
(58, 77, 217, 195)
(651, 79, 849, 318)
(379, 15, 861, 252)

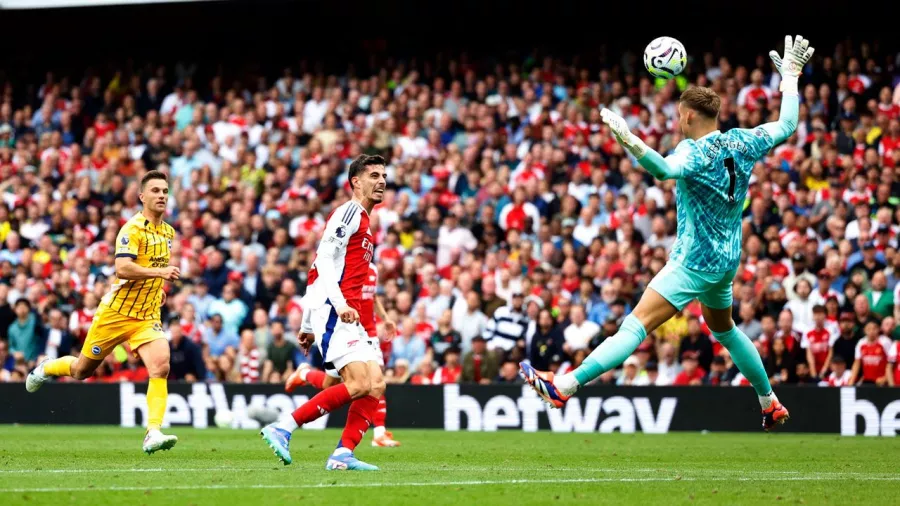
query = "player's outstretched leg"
(26, 355, 76, 392)
(371, 395, 400, 447)
(325, 361, 383, 471)
(521, 289, 675, 408)
(703, 306, 789, 430)
(262, 381, 353, 465)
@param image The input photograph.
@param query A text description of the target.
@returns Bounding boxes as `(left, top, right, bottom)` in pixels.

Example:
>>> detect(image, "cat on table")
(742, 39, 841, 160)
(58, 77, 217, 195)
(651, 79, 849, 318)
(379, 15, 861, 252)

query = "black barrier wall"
(2, 384, 899, 436)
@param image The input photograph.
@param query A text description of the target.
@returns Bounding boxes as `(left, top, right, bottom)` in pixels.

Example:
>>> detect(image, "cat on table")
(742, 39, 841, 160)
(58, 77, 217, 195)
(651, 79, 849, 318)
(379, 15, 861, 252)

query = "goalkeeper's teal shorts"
(647, 261, 737, 311)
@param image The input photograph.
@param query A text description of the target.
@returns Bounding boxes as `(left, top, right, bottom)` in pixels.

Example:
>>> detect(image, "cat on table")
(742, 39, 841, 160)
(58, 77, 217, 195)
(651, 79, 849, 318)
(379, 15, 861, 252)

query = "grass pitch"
(0, 426, 898, 505)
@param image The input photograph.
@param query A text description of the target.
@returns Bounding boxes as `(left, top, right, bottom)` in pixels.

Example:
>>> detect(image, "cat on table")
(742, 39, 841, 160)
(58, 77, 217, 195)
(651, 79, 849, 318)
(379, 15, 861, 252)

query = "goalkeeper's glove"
(769, 35, 815, 95)
(600, 108, 647, 159)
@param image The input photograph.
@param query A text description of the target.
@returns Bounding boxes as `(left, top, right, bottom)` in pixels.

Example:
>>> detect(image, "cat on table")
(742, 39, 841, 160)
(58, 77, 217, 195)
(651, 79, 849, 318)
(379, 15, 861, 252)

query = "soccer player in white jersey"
(260, 154, 386, 470)
(521, 36, 814, 431)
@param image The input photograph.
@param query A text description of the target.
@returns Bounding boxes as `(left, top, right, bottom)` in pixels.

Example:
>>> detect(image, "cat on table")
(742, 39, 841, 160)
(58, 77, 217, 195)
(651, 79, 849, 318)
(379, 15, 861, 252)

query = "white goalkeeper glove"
(769, 35, 815, 95)
(600, 108, 647, 159)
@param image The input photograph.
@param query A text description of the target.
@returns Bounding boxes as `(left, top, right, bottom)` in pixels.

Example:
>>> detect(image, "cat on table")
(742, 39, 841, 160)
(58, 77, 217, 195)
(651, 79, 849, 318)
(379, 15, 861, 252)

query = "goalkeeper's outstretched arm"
(599, 108, 687, 181)
(757, 82, 799, 145)
(759, 35, 814, 145)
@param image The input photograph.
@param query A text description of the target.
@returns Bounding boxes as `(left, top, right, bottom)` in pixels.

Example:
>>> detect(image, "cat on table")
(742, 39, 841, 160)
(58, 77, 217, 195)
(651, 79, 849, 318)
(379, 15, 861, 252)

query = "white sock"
(759, 392, 777, 410)
(275, 415, 299, 433)
(333, 447, 351, 456)
(554, 373, 579, 396)
(373, 426, 386, 438)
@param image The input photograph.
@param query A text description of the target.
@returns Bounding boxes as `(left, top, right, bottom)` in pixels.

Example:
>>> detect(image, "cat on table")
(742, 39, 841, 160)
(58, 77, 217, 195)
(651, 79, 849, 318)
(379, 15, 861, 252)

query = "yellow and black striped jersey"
(99, 213, 176, 321)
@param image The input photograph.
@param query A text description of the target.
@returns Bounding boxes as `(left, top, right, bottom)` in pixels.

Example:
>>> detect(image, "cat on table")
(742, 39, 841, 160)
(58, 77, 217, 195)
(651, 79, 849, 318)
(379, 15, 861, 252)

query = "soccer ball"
(214, 409, 234, 429)
(643, 37, 687, 80)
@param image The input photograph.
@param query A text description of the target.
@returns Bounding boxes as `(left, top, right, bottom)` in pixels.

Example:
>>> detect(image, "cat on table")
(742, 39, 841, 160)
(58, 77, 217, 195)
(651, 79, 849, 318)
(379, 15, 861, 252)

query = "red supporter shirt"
(888, 341, 900, 385)
(672, 367, 706, 386)
(855, 337, 891, 382)
(801, 326, 837, 372)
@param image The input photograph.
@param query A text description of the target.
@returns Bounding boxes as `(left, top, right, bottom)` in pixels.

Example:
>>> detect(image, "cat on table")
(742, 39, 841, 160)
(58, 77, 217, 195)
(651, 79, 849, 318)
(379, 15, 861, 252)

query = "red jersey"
(823, 369, 853, 387)
(305, 201, 376, 332)
(360, 264, 377, 337)
(673, 368, 706, 386)
(879, 135, 900, 168)
(801, 327, 837, 372)
(434, 364, 462, 384)
(888, 341, 900, 385)
(855, 337, 891, 382)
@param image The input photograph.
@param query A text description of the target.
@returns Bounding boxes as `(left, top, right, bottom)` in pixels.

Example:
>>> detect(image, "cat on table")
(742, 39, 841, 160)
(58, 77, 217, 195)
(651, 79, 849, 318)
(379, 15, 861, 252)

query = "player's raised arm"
(757, 35, 815, 145)
(600, 108, 688, 181)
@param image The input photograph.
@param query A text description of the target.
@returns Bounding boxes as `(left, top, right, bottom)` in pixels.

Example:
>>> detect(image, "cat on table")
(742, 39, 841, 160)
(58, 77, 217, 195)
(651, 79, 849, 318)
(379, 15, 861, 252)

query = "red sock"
(307, 370, 326, 389)
(339, 395, 379, 450)
(373, 395, 387, 428)
(291, 384, 351, 426)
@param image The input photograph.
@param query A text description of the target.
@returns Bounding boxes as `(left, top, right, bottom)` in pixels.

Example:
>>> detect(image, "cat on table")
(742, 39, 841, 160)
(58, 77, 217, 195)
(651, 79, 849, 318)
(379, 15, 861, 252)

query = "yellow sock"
(43, 356, 76, 377)
(146, 378, 168, 432)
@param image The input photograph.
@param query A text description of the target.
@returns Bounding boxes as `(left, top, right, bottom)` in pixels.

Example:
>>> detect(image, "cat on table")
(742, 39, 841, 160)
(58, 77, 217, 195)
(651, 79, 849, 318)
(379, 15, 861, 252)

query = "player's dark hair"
(140, 170, 169, 190)
(347, 154, 386, 191)
(812, 304, 826, 314)
(679, 86, 721, 119)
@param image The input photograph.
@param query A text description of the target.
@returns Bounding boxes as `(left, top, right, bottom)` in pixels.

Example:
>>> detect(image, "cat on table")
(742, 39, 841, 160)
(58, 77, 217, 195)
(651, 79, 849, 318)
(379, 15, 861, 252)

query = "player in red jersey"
(260, 154, 387, 471)
(850, 321, 893, 386)
(286, 262, 401, 447)
(801, 305, 838, 378)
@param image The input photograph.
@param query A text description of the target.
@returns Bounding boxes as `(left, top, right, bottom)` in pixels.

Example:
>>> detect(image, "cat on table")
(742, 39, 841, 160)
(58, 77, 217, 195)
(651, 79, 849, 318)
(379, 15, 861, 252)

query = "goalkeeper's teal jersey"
(667, 127, 775, 273)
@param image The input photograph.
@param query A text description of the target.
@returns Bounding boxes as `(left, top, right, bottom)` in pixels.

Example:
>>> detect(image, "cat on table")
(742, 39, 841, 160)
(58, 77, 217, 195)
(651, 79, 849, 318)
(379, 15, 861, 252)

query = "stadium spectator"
(433, 348, 462, 384)
(262, 320, 295, 383)
(168, 321, 206, 382)
(204, 313, 239, 358)
(462, 336, 498, 385)
(8, 299, 41, 363)
(485, 291, 528, 356)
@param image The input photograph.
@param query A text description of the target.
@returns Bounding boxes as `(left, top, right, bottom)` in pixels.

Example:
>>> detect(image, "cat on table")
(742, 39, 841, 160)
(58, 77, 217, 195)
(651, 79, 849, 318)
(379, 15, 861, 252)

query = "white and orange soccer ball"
(643, 36, 687, 80)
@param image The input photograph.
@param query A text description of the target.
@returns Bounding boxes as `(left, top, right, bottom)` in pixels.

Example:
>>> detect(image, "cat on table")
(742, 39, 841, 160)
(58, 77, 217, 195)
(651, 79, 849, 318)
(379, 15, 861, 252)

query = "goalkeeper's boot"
(260, 423, 293, 465)
(143, 429, 178, 455)
(325, 449, 379, 471)
(25, 359, 49, 393)
(519, 362, 571, 409)
(762, 399, 790, 431)
(285, 363, 311, 393)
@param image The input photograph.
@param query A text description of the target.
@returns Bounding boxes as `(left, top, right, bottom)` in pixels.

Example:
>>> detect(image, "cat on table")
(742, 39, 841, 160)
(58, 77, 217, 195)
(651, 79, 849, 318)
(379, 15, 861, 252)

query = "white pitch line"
(0, 467, 897, 477)
(3, 476, 900, 493)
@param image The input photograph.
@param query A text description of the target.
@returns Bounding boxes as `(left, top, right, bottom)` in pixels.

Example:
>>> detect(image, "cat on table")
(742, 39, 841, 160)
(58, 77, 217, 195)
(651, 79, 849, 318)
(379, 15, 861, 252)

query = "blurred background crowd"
(1, 15, 900, 389)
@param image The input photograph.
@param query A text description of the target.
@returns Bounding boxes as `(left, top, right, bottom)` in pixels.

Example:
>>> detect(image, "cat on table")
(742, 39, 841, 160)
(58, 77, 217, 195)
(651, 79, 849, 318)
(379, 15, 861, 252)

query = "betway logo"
(119, 383, 329, 430)
(443, 385, 677, 433)
(840, 388, 900, 436)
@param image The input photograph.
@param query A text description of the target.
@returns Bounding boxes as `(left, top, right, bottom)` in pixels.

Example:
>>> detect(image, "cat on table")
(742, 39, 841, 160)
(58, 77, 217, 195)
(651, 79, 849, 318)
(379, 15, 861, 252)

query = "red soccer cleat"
(762, 399, 790, 431)
(519, 362, 571, 409)
(285, 364, 311, 393)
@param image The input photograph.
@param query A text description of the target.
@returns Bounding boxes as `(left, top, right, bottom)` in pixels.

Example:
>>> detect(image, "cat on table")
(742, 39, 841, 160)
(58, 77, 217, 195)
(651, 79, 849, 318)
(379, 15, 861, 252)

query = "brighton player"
(286, 262, 401, 447)
(521, 36, 814, 431)
(26, 170, 181, 453)
(261, 154, 387, 470)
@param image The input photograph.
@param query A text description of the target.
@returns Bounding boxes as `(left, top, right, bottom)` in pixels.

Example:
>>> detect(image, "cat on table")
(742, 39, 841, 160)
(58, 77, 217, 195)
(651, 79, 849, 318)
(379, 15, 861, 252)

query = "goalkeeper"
(521, 35, 814, 431)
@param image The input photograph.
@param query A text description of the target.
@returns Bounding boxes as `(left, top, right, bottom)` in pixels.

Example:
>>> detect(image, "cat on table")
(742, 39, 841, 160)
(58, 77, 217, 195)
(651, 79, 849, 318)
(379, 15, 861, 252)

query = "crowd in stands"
(2, 39, 900, 388)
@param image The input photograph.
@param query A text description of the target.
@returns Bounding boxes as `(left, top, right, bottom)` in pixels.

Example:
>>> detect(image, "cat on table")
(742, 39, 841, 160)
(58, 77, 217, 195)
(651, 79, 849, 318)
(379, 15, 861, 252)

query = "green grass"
(0, 426, 898, 505)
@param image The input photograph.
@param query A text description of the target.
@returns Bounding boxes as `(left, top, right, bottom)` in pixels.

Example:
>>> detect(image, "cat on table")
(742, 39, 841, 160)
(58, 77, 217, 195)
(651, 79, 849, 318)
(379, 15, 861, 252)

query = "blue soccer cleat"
(325, 450, 379, 471)
(260, 424, 293, 465)
(519, 362, 571, 409)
